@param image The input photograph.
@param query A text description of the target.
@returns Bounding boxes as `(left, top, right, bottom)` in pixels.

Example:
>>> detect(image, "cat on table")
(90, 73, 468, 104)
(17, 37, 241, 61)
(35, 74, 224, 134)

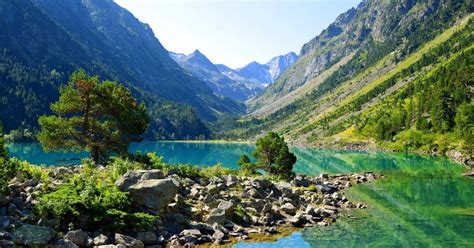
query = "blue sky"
(114, 0, 361, 68)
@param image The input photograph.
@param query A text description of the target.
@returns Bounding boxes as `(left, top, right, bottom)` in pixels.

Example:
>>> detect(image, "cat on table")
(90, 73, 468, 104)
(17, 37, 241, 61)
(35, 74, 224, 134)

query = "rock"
(53, 167, 73, 178)
(319, 173, 329, 179)
(114, 233, 144, 248)
(291, 175, 309, 187)
(13, 224, 56, 246)
(96, 245, 118, 248)
(126, 178, 179, 211)
(94, 234, 109, 246)
(317, 184, 337, 194)
(217, 201, 234, 213)
(0, 231, 12, 239)
(280, 203, 297, 215)
(251, 178, 273, 189)
(207, 184, 220, 195)
(136, 231, 157, 246)
(64, 229, 88, 247)
(0, 216, 9, 229)
(0, 240, 15, 247)
(115, 170, 165, 191)
(205, 208, 226, 225)
(180, 229, 201, 237)
(51, 239, 79, 248)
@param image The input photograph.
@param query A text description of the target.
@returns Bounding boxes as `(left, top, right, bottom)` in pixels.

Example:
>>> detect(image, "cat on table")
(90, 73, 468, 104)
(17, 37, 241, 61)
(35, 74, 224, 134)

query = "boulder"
(115, 170, 165, 191)
(13, 224, 55, 246)
(136, 231, 157, 246)
(64, 229, 88, 247)
(280, 203, 297, 215)
(114, 233, 144, 248)
(180, 229, 201, 237)
(205, 208, 226, 225)
(217, 201, 234, 213)
(50, 239, 79, 248)
(317, 184, 337, 194)
(94, 234, 109, 246)
(125, 178, 179, 211)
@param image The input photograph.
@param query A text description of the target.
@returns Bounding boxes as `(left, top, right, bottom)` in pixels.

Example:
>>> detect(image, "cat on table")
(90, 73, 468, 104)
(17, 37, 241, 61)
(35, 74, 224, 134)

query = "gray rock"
(217, 201, 234, 213)
(115, 170, 165, 191)
(136, 231, 157, 246)
(280, 203, 297, 214)
(205, 208, 226, 225)
(64, 229, 88, 246)
(252, 178, 273, 189)
(96, 245, 118, 248)
(13, 224, 55, 246)
(51, 239, 79, 248)
(207, 184, 219, 195)
(180, 229, 201, 237)
(0, 239, 15, 247)
(126, 178, 179, 211)
(114, 233, 144, 248)
(94, 234, 109, 246)
(317, 184, 337, 194)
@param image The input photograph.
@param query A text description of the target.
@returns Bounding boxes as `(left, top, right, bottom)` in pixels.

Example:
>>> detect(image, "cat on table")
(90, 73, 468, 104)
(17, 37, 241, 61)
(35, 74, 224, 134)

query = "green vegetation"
(238, 132, 296, 179)
(38, 70, 150, 164)
(36, 160, 154, 232)
(0, 123, 16, 193)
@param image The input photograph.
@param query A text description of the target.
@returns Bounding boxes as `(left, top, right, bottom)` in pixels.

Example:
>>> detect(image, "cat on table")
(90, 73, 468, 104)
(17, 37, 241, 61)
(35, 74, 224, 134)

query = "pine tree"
(38, 69, 150, 164)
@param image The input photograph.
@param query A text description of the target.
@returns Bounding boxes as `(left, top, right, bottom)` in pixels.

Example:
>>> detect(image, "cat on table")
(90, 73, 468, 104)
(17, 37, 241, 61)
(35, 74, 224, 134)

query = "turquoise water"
(7, 142, 474, 247)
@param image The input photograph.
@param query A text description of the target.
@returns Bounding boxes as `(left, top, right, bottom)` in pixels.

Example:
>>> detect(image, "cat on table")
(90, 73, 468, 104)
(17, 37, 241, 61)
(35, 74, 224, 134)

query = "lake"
(7, 142, 474, 247)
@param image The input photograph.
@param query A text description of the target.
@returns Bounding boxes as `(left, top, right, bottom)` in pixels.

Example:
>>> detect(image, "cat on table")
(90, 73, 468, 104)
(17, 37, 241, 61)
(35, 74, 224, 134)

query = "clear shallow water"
(7, 142, 474, 247)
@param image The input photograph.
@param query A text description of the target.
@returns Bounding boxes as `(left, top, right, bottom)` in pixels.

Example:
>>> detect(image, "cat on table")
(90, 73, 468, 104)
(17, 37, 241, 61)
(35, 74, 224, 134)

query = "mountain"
(169, 50, 264, 101)
(229, 0, 473, 153)
(267, 52, 298, 82)
(234, 52, 298, 86)
(0, 0, 244, 140)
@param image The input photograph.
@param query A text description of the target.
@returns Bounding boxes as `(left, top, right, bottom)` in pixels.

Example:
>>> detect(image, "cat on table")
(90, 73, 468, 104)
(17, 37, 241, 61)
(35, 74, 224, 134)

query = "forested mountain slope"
(232, 0, 473, 154)
(0, 0, 243, 140)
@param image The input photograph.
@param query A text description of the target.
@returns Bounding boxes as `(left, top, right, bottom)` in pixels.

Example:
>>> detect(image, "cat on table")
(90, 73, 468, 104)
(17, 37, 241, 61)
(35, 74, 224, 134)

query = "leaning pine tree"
(38, 69, 150, 164)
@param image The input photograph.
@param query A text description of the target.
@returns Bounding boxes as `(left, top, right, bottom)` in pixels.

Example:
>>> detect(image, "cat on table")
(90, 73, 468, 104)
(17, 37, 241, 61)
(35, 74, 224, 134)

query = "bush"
(36, 164, 154, 232)
(0, 158, 17, 193)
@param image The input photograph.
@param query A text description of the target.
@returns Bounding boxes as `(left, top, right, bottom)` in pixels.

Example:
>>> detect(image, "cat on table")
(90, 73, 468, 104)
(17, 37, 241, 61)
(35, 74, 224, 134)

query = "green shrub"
(36, 165, 154, 232)
(0, 158, 17, 193)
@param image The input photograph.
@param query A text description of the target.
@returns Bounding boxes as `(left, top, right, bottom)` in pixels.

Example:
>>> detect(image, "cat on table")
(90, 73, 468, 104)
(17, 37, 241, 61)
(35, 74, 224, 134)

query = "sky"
(114, 0, 361, 69)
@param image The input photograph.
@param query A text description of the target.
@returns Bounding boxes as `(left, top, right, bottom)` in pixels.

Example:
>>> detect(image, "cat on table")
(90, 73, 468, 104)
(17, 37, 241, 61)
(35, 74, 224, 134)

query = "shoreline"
(0, 164, 381, 247)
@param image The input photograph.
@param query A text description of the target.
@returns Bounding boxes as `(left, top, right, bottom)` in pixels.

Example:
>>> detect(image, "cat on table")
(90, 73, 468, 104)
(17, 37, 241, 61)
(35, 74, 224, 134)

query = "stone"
(114, 233, 144, 248)
(280, 203, 297, 215)
(13, 224, 56, 246)
(53, 167, 73, 178)
(51, 239, 79, 248)
(217, 200, 234, 213)
(94, 234, 109, 246)
(317, 184, 337, 194)
(136, 231, 157, 246)
(125, 178, 179, 211)
(180, 229, 201, 237)
(319, 173, 329, 179)
(251, 178, 273, 189)
(0, 216, 9, 229)
(205, 208, 226, 225)
(0, 240, 15, 246)
(64, 229, 88, 246)
(115, 170, 165, 191)
(207, 184, 219, 195)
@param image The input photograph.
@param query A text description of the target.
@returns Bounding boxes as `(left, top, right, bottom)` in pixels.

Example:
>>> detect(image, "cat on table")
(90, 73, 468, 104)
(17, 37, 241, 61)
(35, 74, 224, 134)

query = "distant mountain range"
(169, 50, 297, 101)
(0, 0, 244, 140)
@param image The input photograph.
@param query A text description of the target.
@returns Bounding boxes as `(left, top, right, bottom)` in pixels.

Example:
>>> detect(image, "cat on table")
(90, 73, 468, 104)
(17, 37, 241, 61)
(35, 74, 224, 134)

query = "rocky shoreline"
(0, 166, 381, 247)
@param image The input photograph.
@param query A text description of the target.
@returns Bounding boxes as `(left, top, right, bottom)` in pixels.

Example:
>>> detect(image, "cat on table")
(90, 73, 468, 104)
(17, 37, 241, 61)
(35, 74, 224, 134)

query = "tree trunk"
(91, 146, 99, 165)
